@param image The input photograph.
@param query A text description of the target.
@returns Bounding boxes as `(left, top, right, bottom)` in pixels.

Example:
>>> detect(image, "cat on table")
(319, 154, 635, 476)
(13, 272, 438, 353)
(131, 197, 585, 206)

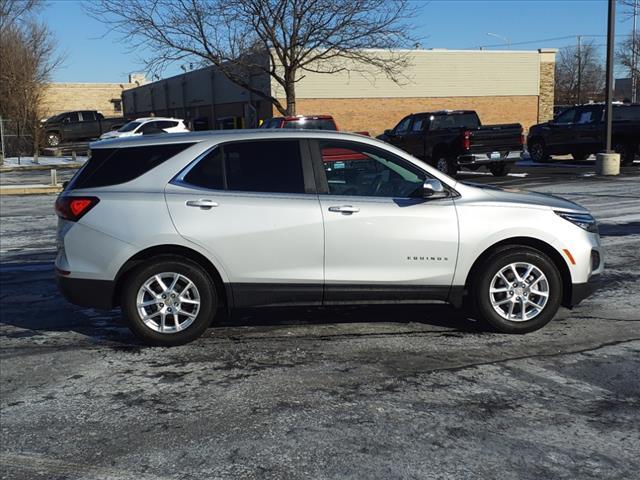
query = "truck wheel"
(489, 163, 511, 177)
(472, 246, 562, 334)
(436, 156, 457, 177)
(528, 139, 549, 163)
(572, 151, 590, 161)
(121, 256, 217, 346)
(615, 143, 637, 166)
(46, 132, 61, 147)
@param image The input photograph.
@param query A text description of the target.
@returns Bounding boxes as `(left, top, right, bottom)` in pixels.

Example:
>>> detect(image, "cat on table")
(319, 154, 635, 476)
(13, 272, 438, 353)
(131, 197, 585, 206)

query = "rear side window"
(181, 140, 305, 194)
(613, 106, 640, 121)
(68, 143, 194, 189)
(431, 113, 480, 130)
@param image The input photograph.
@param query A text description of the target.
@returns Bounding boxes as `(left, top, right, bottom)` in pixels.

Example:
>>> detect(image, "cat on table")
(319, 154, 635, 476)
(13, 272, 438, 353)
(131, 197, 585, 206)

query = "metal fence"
(0, 117, 37, 164)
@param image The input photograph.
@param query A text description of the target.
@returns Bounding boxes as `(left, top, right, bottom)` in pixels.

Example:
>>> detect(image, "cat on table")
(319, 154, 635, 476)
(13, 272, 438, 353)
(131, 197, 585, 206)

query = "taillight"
(55, 196, 99, 221)
(462, 130, 471, 150)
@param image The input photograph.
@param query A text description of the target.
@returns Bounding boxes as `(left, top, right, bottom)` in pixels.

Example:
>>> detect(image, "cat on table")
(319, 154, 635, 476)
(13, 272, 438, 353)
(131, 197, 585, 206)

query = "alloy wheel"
(489, 262, 549, 322)
(136, 272, 201, 333)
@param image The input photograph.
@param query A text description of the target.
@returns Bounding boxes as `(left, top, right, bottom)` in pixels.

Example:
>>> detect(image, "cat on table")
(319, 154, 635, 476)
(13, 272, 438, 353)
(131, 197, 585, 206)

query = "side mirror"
(62, 117, 71, 124)
(423, 179, 446, 198)
(62, 181, 69, 189)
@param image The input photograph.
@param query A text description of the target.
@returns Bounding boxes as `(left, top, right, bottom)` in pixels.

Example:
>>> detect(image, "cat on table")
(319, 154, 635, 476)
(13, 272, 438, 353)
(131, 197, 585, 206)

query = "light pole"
(486, 32, 511, 49)
(597, 0, 620, 175)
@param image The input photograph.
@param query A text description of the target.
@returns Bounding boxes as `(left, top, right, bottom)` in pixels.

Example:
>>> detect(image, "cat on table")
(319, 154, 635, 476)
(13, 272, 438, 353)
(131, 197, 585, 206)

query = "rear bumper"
(57, 273, 116, 310)
(457, 153, 518, 165)
(569, 274, 601, 307)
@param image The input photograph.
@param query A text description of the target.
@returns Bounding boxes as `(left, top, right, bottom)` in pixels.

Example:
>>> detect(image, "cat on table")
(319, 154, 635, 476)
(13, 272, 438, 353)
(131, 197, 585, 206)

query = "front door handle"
(186, 199, 219, 209)
(328, 205, 360, 214)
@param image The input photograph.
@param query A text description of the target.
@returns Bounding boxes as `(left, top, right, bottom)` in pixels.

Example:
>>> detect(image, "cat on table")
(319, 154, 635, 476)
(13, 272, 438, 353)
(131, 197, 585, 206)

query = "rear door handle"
(328, 205, 360, 214)
(186, 199, 219, 209)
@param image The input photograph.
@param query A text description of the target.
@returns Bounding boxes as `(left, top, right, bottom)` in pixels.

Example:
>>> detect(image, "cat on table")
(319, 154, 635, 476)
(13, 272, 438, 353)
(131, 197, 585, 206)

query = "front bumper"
(57, 273, 117, 310)
(569, 274, 601, 307)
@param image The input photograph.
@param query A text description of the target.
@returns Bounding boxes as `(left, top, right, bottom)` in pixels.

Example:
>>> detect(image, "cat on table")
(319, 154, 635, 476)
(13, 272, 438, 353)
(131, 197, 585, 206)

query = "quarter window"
(320, 141, 426, 198)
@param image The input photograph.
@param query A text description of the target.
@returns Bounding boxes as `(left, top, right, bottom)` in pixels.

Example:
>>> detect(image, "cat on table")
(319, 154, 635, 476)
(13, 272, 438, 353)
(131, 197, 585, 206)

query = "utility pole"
(577, 35, 582, 105)
(597, 0, 619, 175)
(632, 0, 638, 103)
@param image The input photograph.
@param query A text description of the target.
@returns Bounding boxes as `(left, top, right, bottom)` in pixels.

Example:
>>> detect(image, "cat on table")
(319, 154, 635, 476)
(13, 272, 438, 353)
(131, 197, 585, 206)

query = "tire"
(472, 246, 562, 334)
(528, 139, 549, 163)
(435, 155, 458, 177)
(571, 151, 590, 161)
(489, 163, 511, 177)
(614, 143, 637, 166)
(46, 132, 61, 147)
(121, 256, 217, 346)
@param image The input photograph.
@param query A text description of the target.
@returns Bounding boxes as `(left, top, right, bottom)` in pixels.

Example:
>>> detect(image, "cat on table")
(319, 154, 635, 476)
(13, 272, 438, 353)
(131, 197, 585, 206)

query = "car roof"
(133, 117, 184, 123)
(273, 115, 334, 121)
(92, 129, 374, 149)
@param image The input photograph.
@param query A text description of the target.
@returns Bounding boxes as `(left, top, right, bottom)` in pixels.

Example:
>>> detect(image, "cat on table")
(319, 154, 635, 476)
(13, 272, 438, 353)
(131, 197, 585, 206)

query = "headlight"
(555, 211, 598, 233)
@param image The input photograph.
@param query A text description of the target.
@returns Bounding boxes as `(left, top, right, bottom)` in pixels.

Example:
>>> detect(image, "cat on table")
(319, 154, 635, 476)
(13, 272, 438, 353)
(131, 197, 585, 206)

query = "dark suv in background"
(527, 104, 640, 165)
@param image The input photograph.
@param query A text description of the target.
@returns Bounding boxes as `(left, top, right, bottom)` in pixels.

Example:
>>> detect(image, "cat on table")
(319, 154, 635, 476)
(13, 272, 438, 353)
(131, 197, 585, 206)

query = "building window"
(110, 99, 122, 113)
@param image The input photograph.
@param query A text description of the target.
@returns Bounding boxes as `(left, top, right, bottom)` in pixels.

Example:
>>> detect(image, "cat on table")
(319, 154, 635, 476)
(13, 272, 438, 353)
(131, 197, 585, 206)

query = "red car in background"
(261, 115, 369, 136)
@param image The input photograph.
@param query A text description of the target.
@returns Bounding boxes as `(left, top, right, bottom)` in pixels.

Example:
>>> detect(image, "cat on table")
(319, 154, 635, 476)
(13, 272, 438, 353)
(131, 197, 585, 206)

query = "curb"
(0, 185, 62, 195)
(0, 163, 83, 173)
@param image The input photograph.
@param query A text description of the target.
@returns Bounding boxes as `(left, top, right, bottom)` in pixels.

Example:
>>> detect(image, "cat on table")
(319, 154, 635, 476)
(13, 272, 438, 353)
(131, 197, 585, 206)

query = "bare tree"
(86, 0, 418, 115)
(0, 0, 62, 158)
(555, 40, 605, 105)
(618, 0, 639, 101)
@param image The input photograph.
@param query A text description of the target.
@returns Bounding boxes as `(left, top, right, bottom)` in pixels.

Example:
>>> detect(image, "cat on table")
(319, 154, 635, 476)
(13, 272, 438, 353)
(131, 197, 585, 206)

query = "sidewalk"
(0, 184, 62, 195)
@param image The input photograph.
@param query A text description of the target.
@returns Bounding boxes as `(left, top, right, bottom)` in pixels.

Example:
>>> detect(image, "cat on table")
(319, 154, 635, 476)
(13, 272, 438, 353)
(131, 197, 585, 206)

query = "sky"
(42, 0, 635, 83)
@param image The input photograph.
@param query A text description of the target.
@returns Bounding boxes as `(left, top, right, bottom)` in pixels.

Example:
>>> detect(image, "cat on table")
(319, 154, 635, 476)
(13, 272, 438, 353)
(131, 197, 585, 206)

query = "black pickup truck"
(42, 111, 126, 147)
(527, 104, 640, 165)
(377, 110, 523, 176)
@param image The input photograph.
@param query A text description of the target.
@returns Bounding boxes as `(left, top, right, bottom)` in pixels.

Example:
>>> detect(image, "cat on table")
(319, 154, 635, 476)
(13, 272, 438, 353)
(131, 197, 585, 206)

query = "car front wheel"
(472, 247, 562, 333)
(121, 256, 217, 346)
(528, 139, 549, 163)
(46, 132, 61, 147)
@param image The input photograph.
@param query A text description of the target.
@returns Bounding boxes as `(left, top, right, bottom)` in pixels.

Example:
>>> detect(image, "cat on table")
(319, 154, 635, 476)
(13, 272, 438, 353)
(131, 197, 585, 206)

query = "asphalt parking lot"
(1, 160, 639, 480)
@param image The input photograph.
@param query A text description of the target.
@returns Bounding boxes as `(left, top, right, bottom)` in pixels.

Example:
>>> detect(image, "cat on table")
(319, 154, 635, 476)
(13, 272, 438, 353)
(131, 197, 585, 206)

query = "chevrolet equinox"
(55, 130, 602, 345)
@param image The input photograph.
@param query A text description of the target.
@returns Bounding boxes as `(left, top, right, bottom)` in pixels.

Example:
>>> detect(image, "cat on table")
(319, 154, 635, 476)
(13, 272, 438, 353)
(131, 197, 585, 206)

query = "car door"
(402, 114, 428, 159)
(573, 106, 603, 154)
(311, 139, 459, 303)
(79, 111, 100, 139)
(545, 108, 577, 154)
(61, 112, 80, 140)
(165, 138, 325, 307)
(386, 115, 413, 150)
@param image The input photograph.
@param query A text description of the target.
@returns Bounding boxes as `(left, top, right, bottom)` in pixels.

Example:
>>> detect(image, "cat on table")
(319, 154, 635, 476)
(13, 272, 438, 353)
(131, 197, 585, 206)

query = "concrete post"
(596, 152, 620, 175)
(50, 169, 58, 186)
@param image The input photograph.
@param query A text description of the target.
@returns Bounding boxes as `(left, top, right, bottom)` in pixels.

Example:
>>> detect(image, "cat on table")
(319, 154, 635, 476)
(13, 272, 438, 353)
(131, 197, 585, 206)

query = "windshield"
(118, 121, 141, 133)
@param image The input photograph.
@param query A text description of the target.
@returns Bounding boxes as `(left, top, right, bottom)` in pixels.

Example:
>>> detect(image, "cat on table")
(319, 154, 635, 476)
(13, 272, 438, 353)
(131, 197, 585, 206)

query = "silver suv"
(55, 130, 602, 345)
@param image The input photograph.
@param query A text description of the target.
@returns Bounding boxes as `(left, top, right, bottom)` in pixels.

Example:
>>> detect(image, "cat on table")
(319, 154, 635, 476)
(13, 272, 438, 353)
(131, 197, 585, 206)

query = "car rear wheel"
(528, 139, 549, 163)
(121, 256, 217, 346)
(489, 163, 511, 177)
(435, 156, 457, 176)
(472, 247, 562, 333)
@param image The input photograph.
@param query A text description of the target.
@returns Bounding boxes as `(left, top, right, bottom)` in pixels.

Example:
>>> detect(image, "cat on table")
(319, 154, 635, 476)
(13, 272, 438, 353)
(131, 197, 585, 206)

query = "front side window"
(394, 116, 412, 135)
(320, 141, 426, 198)
(65, 112, 80, 123)
(182, 140, 305, 194)
(555, 109, 576, 124)
(118, 121, 141, 132)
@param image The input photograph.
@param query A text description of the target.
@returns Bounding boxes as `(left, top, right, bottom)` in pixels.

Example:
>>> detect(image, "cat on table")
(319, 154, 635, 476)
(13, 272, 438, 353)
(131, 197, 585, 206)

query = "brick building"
(41, 74, 143, 119)
(122, 48, 556, 135)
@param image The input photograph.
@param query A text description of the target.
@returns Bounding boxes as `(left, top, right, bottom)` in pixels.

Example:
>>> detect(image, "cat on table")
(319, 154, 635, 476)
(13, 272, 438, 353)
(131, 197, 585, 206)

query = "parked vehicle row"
(56, 129, 602, 345)
(527, 104, 640, 165)
(42, 110, 127, 147)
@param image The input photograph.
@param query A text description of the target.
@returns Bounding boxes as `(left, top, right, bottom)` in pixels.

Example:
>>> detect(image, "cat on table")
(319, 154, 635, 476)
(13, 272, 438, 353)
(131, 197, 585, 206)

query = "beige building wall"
(41, 83, 137, 118)
(272, 49, 555, 135)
